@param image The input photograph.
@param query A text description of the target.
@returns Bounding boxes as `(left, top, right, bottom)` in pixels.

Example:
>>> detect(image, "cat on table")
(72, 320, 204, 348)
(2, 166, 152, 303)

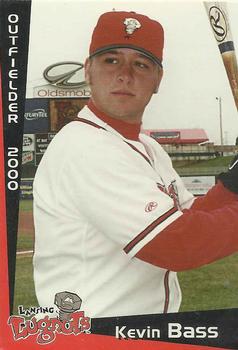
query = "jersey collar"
(87, 100, 141, 141)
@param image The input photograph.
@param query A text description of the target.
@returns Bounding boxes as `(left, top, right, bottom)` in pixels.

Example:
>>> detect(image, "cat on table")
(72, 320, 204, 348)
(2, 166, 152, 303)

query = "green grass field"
(14, 159, 238, 315)
(179, 254, 238, 311)
(173, 155, 233, 169)
(14, 256, 38, 313)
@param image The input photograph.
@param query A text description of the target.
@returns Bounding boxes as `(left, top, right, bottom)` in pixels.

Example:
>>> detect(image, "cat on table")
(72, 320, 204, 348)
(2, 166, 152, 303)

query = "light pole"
(224, 131, 228, 145)
(216, 97, 223, 146)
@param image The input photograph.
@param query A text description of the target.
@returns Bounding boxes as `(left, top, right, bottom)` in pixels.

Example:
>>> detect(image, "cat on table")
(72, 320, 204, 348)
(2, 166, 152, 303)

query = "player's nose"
(117, 62, 133, 83)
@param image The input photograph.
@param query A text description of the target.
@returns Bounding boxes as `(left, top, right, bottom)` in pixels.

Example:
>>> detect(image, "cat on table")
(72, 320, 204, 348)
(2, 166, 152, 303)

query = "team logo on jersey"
(168, 181, 180, 210)
(157, 182, 166, 193)
(8, 292, 91, 345)
(124, 18, 141, 35)
(145, 201, 158, 212)
(157, 180, 180, 210)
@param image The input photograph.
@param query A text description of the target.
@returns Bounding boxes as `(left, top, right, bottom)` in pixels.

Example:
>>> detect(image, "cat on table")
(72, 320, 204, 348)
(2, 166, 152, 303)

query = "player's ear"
(154, 68, 163, 94)
(84, 58, 92, 85)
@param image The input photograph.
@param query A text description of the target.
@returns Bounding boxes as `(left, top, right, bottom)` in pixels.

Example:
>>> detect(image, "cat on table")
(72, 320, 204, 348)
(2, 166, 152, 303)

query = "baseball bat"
(204, 2, 238, 111)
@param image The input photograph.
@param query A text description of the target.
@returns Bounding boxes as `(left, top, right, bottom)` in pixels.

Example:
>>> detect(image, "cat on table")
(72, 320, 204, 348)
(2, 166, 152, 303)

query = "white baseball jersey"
(33, 105, 194, 317)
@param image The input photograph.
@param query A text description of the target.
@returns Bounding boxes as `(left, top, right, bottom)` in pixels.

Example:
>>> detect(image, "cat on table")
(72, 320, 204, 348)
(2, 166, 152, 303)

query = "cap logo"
(123, 18, 141, 35)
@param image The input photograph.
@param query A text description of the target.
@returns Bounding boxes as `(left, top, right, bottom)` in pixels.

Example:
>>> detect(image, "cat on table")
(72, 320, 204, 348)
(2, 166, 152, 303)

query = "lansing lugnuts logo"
(124, 18, 141, 35)
(8, 292, 91, 345)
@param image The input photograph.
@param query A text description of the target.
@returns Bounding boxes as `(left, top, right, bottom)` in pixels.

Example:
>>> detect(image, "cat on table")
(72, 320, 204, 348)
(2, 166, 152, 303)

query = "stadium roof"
(142, 128, 209, 145)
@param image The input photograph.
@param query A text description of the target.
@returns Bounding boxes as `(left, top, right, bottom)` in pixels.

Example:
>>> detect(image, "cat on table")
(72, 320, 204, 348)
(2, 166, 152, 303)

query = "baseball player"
(33, 11, 238, 318)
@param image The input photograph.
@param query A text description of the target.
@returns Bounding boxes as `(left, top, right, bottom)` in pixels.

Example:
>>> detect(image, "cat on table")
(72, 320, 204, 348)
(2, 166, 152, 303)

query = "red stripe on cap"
(124, 206, 178, 254)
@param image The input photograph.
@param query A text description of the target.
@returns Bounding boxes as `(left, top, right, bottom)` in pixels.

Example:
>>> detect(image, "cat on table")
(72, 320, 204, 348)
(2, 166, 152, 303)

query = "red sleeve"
(191, 181, 238, 210)
(136, 182, 238, 272)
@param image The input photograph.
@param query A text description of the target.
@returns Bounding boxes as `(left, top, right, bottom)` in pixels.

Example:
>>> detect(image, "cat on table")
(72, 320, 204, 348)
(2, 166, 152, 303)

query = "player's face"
(85, 48, 163, 123)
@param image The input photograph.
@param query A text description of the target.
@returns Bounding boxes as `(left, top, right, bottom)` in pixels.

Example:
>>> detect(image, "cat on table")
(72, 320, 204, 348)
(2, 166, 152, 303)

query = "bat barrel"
(221, 51, 238, 110)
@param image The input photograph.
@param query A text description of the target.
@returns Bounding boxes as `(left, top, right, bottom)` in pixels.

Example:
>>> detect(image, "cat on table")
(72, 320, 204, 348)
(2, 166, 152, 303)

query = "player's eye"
(104, 57, 118, 64)
(135, 56, 156, 70)
(134, 60, 150, 69)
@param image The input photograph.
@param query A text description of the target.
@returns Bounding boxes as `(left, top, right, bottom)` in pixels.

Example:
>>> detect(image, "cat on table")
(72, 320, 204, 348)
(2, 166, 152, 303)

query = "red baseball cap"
(89, 11, 164, 67)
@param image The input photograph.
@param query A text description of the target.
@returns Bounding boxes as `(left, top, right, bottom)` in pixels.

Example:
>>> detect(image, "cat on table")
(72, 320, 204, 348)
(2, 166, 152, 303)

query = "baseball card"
(1, 0, 238, 349)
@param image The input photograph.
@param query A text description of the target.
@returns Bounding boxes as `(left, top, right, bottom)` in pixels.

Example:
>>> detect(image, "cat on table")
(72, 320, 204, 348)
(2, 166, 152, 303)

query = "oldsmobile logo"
(209, 6, 227, 42)
(43, 62, 86, 89)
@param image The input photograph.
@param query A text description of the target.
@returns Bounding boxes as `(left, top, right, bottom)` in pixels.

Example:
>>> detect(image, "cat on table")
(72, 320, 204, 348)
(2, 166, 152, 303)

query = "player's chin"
(113, 107, 143, 121)
(107, 97, 144, 117)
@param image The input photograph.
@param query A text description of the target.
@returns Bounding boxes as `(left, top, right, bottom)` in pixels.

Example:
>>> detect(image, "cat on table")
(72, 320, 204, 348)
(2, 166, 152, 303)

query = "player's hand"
(217, 154, 238, 193)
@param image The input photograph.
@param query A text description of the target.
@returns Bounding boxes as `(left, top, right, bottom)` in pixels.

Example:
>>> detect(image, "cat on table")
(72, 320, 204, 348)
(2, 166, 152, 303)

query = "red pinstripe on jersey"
(124, 206, 178, 254)
(124, 141, 152, 166)
(73, 117, 106, 130)
(74, 117, 153, 166)
(163, 270, 170, 313)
